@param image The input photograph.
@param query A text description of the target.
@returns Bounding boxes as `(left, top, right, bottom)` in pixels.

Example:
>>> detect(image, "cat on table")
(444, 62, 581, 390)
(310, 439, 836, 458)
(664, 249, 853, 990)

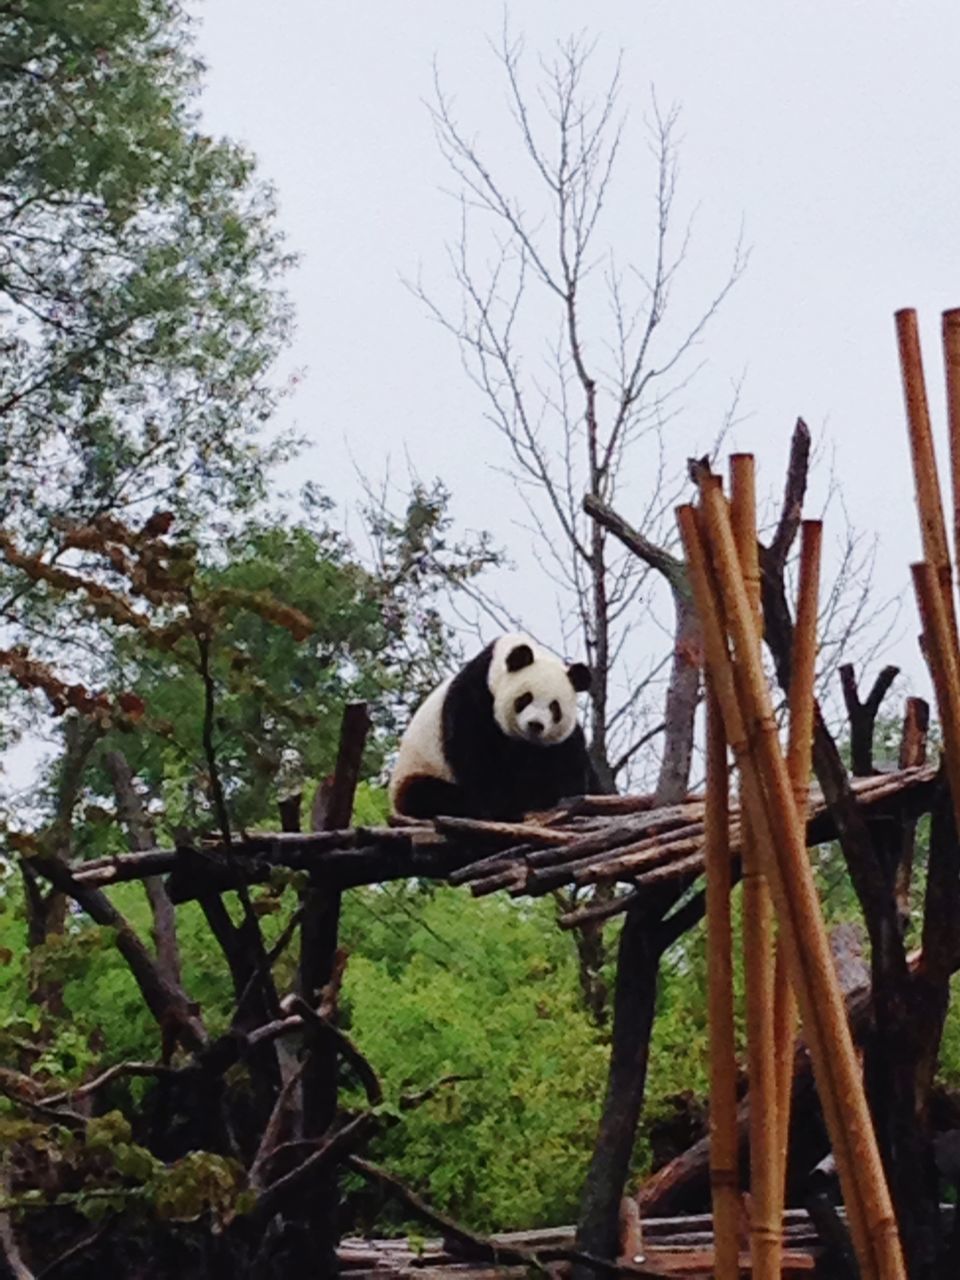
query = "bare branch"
(839, 663, 900, 776)
(583, 494, 686, 594)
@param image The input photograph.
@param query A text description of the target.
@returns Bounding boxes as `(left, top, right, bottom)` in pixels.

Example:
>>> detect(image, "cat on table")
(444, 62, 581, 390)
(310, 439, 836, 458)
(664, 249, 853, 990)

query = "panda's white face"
(488, 634, 591, 746)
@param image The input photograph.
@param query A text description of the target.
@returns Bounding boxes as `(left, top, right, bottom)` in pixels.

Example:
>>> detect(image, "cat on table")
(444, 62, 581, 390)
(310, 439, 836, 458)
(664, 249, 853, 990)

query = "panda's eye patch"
(550, 700, 562, 723)
(514, 692, 533, 714)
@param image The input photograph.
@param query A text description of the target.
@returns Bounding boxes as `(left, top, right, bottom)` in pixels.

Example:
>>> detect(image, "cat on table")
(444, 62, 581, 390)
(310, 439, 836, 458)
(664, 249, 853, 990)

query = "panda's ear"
(567, 662, 591, 693)
(505, 642, 535, 673)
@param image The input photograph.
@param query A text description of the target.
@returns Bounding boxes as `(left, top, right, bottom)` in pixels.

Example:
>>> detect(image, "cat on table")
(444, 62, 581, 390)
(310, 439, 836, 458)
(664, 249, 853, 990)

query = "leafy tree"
(79, 516, 400, 840)
(12, 482, 499, 850)
(0, 0, 294, 543)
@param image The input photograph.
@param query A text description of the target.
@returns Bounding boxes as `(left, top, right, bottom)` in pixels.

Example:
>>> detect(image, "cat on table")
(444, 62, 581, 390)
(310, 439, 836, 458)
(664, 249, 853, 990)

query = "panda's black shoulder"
(441, 642, 501, 757)
(448, 641, 496, 696)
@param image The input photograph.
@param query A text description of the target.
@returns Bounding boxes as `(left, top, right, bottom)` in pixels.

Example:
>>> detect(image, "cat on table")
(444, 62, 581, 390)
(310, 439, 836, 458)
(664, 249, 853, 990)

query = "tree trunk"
(106, 750, 182, 988)
(573, 591, 699, 1275)
(23, 865, 68, 1012)
(573, 896, 662, 1271)
(655, 592, 700, 802)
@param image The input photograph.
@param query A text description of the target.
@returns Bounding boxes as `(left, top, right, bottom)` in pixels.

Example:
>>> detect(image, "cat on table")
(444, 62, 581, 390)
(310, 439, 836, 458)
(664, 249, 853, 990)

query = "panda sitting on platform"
(389, 632, 598, 821)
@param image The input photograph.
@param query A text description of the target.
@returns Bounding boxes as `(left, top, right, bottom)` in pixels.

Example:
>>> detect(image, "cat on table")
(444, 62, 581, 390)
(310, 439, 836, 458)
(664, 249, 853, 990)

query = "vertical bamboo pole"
(729, 455, 780, 1280)
(942, 308, 960, 586)
(679, 493, 905, 1280)
(772, 519, 823, 1222)
(897, 308, 959, 643)
(912, 563, 960, 840)
(704, 677, 739, 1280)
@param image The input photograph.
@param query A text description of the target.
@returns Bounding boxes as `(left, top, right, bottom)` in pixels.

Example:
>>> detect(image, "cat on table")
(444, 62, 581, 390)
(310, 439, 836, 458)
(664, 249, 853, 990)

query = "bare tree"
(409, 25, 746, 790)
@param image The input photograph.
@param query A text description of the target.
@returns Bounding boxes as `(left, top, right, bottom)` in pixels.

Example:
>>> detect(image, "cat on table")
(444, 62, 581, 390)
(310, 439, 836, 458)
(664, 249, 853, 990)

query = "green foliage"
(936, 975, 960, 1091)
(0, 870, 714, 1233)
(70, 518, 399, 838)
(0, 875, 237, 1072)
(338, 885, 728, 1231)
(0, 0, 294, 542)
(341, 887, 609, 1231)
(360, 477, 503, 695)
(351, 782, 391, 827)
(30, 503, 481, 844)
(0, 1108, 249, 1229)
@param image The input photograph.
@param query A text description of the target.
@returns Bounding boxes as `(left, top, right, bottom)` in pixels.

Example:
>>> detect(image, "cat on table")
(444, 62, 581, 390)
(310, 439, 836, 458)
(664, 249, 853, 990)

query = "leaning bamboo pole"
(704, 678, 739, 1280)
(897, 308, 959, 645)
(901, 303, 960, 896)
(911, 563, 960, 840)
(943, 310, 960, 589)
(729, 455, 780, 1280)
(772, 519, 822, 1227)
(678, 490, 905, 1280)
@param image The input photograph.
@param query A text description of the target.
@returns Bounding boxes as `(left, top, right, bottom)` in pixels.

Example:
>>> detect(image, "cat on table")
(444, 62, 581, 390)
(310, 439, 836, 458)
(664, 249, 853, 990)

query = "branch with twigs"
(347, 1155, 657, 1277)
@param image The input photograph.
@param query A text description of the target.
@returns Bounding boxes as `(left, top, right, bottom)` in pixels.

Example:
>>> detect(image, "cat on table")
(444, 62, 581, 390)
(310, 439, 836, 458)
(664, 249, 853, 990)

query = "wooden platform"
(338, 1212, 822, 1276)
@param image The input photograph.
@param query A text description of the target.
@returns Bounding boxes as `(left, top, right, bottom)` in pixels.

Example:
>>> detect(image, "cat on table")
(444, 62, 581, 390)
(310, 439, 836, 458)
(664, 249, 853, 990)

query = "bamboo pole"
(678, 500, 874, 1277)
(897, 308, 959, 644)
(911, 562, 960, 840)
(704, 679, 739, 1280)
(729, 455, 780, 1280)
(942, 308, 960, 591)
(678, 494, 905, 1280)
(772, 520, 822, 1226)
(697, 485, 905, 1280)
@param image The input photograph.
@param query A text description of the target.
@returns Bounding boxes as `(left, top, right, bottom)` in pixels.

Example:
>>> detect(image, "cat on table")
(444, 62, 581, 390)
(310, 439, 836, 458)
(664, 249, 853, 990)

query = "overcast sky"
(188, 0, 960, 718)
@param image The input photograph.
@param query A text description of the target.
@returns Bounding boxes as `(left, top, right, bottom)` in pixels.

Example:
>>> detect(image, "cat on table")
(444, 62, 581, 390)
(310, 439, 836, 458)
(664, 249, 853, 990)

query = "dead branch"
(34, 1222, 113, 1280)
(761, 547, 906, 966)
(399, 1074, 478, 1111)
(286, 996, 382, 1108)
(22, 847, 206, 1053)
(298, 701, 371, 1258)
(0, 1166, 34, 1280)
(39, 1061, 179, 1108)
(582, 494, 686, 594)
(895, 697, 929, 931)
(246, 1112, 375, 1228)
(347, 1154, 651, 1276)
(769, 418, 811, 571)
(637, 950, 921, 1216)
(838, 663, 900, 776)
(249, 1059, 308, 1190)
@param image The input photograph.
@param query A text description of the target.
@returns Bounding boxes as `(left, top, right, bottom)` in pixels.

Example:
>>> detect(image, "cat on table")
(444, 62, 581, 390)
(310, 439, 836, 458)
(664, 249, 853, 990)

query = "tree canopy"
(1, 0, 293, 542)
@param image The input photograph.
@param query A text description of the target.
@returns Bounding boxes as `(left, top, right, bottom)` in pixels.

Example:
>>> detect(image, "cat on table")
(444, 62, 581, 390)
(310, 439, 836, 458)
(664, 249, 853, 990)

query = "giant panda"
(389, 631, 598, 821)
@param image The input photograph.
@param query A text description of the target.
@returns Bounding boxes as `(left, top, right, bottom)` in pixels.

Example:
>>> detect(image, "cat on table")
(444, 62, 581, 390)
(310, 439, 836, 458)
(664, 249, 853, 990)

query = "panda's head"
(488, 633, 591, 746)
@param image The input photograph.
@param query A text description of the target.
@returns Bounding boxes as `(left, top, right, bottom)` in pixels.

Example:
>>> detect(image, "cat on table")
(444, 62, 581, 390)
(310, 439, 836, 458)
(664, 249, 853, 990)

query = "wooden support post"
(299, 702, 371, 1272)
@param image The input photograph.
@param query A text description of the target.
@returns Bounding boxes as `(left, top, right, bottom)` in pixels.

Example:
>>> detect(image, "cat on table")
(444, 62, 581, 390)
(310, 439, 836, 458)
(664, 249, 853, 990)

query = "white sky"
(190, 1, 960, 728)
